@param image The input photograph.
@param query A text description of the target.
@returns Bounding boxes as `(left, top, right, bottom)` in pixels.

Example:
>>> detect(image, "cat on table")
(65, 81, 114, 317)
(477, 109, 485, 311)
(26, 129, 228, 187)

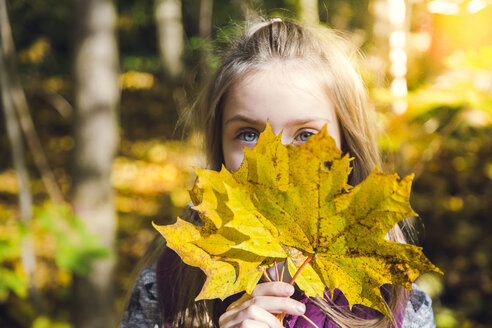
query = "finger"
(223, 294, 305, 324)
(220, 296, 305, 327)
(219, 305, 274, 328)
(240, 319, 269, 328)
(226, 293, 251, 312)
(227, 282, 293, 312)
(251, 282, 295, 297)
(229, 304, 283, 328)
(240, 296, 306, 316)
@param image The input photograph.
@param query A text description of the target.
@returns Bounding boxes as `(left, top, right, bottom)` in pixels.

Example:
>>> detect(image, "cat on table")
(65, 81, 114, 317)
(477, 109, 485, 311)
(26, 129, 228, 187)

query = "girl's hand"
(218, 282, 306, 328)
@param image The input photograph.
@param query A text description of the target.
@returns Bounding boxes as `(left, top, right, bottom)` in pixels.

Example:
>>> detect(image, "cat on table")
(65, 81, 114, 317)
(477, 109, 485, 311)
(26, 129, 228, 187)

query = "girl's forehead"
(230, 65, 330, 104)
(223, 65, 336, 126)
(245, 61, 327, 85)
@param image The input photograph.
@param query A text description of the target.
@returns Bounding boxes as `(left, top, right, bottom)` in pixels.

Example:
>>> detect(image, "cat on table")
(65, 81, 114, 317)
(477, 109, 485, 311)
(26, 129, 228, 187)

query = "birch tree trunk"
(199, 0, 213, 40)
(0, 0, 40, 311)
(298, 0, 319, 24)
(198, 0, 213, 79)
(155, 0, 185, 83)
(0, 0, 63, 205)
(387, 0, 409, 114)
(71, 0, 119, 327)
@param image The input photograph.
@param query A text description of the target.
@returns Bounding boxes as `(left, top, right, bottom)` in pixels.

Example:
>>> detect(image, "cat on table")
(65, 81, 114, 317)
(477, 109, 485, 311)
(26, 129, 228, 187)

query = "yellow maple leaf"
(154, 124, 442, 317)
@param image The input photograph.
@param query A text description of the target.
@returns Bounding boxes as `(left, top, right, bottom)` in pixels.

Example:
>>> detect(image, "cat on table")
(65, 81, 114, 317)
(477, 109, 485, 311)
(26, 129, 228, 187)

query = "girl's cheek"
(225, 148, 245, 172)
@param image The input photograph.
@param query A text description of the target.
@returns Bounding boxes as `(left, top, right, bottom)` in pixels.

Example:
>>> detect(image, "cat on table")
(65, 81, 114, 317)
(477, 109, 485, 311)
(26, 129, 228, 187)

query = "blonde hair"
(175, 19, 410, 327)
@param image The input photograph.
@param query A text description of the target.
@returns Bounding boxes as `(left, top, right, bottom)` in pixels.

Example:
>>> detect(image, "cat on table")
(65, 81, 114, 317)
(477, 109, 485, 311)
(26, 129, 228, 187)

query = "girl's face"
(222, 66, 342, 172)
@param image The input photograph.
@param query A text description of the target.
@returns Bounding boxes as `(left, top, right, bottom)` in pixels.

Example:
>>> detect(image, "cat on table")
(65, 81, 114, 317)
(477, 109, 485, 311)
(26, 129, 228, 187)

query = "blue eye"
(296, 131, 315, 142)
(238, 131, 258, 142)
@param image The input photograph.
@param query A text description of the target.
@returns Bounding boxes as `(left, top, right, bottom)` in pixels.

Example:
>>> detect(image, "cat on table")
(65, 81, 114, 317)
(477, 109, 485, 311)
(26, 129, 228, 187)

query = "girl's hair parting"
(173, 18, 411, 327)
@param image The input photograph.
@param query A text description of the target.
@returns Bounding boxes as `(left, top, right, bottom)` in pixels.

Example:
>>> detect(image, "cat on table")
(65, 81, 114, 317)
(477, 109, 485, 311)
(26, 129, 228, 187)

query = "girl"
(121, 19, 435, 328)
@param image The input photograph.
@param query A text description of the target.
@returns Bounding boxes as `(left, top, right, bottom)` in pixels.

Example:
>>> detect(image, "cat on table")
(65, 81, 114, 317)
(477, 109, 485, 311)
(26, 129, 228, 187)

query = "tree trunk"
(197, 0, 213, 80)
(199, 0, 213, 39)
(155, 0, 185, 83)
(71, 0, 119, 327)
(0, 0, 40, 311)
(232, 0, 258, 21)
(387, 0, 409, 114)
(298, 0, 319, 24)
(0, 0, 63, 205)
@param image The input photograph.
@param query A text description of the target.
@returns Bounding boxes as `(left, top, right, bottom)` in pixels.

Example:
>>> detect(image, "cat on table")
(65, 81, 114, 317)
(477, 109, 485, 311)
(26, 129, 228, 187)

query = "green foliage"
(31, 316, 71, 328)
(0, 202, 109, 303)
(35, 203, 109, 275)
(374, 46, 492, 325)
(0, 218, 28, 300)
(187, 36, 220, 70)
(375, 46, 492, 157)
(446, 46, 492, 71)
(122, 55, 161, 73)
(0, 263, 28, 301)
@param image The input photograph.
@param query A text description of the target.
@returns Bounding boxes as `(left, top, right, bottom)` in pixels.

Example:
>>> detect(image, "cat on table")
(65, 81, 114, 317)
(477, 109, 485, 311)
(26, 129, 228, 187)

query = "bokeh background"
(1, 0, 491, 327)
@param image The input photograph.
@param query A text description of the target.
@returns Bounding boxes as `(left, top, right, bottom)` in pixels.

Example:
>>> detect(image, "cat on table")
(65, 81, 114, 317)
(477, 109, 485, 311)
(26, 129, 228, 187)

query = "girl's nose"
(266, 123, 291, 145)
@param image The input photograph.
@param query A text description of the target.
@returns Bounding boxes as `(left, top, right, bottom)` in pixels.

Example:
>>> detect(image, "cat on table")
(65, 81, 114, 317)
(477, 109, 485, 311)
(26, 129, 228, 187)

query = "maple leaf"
(154, 124, 442, 318)
(153, 167, 286, 300)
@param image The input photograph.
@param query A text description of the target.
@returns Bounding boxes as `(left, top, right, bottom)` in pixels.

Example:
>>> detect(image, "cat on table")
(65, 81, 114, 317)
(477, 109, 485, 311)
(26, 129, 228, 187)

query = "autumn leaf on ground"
(154, 123, 442, 318)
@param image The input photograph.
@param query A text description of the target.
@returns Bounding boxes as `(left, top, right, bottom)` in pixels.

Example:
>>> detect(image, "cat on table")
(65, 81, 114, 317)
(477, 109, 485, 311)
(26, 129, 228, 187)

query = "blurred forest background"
(0, 0, 491, 327)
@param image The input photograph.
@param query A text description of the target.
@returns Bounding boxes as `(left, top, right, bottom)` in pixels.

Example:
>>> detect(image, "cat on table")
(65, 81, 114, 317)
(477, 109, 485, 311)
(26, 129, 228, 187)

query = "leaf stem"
(274, 259, 279, 281)
(290, 253, 315, 285)
(263, 268, 272, 282)
(301, 314, 321, 328)
(280, 260, 286, 282)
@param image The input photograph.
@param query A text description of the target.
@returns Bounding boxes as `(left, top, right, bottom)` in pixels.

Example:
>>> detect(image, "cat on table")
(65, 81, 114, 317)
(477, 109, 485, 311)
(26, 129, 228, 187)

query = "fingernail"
(297, 303, 306, 314)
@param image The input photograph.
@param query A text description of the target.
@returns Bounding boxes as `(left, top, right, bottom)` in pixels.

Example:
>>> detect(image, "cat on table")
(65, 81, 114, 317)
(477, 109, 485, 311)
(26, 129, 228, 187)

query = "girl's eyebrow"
(223, 114, 262, 126)
(224, 114, 332, 126)
(283, 117, 332, 126)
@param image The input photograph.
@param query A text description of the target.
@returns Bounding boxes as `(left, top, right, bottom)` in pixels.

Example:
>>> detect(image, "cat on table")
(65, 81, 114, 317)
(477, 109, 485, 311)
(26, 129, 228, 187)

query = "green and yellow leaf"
(154, 123, 442, 317)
